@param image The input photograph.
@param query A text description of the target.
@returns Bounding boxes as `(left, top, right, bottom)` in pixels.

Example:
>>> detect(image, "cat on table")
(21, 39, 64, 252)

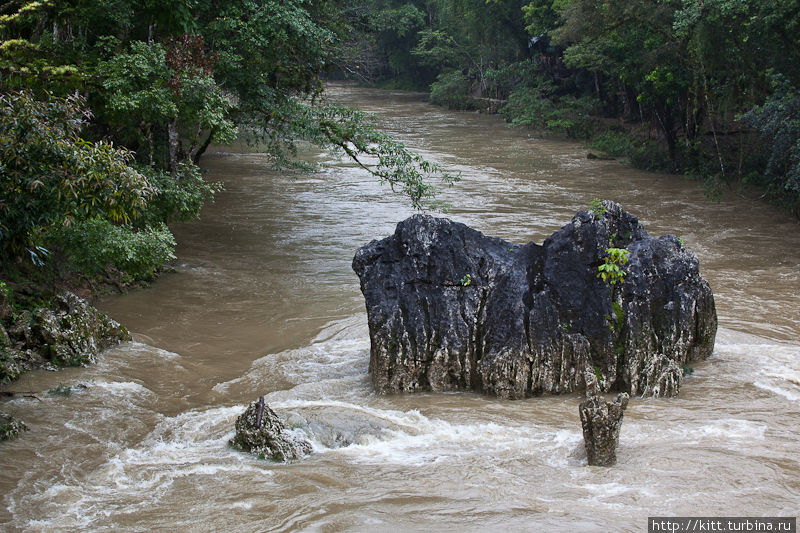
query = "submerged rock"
(352, 201, 716, 398)
(229, 397, 313, 462)
(579, 393, 629, 466)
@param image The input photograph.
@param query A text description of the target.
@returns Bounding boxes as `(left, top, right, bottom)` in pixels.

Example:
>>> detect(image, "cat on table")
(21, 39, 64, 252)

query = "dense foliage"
(2, 0, 799, 286)
(0, 90, 155, 267)
(0, 0, 458, 287)
(352, 0, 800, 215)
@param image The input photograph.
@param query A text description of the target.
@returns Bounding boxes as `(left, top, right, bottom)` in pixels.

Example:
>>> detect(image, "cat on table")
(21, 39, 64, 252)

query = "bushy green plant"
(429, 70, 480, 110)
(628, 140, 676, 173)
(591, 131, 636, 158)
(502, 86, 597, 139)
(47, 383, 73, 397)
(0, 90, 154, 261)
(0, 413, 27, 441)
(484, 61, 539, 99)
(0, 348, 21, 384)
(740, 74, 800, 194)
(140, 163, 222, 225)
(589, 198, 607, 217)
(53, 220, 176, 281)
(597, 247, 629, 286)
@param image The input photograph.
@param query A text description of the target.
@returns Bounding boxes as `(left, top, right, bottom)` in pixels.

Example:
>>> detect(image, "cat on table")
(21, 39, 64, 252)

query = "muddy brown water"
(2, 84, 799, 531)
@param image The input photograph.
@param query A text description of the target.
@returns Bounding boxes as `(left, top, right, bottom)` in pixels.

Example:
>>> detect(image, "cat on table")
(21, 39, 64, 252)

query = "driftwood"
(255, 396, 265, 429)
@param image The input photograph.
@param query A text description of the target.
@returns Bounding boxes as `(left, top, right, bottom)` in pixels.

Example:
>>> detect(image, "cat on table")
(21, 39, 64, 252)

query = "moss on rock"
(0, 291, 130, 383)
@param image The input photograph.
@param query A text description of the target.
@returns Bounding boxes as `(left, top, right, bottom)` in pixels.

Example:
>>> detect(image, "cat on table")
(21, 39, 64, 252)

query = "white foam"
(213, 316, 369, 394)
(91, 380, 154, 397)
(625, 418, 767, 446)
(754, 381, 800, 403)
(283, 400, 584, 466)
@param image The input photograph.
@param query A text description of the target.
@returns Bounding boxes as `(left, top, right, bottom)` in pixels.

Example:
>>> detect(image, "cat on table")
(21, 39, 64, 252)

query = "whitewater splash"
(6, 311, 800, 530)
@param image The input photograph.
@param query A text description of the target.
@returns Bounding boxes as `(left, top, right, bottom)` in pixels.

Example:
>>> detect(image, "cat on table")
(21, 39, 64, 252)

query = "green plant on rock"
(597, 247, 629, 286)
(605, 301, 624, 334)
(460, 273, 472, 286)
(589, 198, 606, 217)
(0, 348, 21, 384)
(593, 364, 605, 386)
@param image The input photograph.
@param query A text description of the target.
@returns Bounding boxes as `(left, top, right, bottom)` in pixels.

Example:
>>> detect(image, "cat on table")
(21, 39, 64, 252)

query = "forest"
(353, 0, 800, 209)
(0, 0, 457, 300)
(1, 0, 798, 297)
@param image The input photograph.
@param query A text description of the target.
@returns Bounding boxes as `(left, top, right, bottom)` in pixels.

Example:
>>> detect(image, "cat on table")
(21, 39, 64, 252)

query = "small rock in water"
(229, 398, 312, 462)
(579, 393, 629, 466)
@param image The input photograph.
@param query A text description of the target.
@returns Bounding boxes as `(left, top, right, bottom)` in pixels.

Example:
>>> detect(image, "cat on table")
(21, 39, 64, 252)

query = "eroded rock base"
(579, 393, 630, 466)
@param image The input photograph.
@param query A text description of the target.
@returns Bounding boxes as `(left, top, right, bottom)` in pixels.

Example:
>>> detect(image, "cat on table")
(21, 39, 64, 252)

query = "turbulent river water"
(2, 85, 800, 532)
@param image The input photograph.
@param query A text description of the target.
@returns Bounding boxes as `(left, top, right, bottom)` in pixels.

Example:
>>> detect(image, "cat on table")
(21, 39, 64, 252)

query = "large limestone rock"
(579, 393, 630, 466)
(1, 291, 130, 382)
(30, 292, 130, 367)
(352, 201, 716, 398)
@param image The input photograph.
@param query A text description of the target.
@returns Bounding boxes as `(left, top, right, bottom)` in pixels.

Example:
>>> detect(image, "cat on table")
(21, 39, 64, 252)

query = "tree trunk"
(594, 71, 601, 100)
(167, 118, 180, 178)
(193, 129, 216, 165)
(654, 103, 677, 168)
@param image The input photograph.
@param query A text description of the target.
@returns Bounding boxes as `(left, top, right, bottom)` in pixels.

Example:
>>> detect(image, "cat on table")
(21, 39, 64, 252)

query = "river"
(1, 84, 799, 531)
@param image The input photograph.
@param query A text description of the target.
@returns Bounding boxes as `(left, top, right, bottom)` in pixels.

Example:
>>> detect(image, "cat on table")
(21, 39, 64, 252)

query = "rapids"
(1, 84, 798, 531)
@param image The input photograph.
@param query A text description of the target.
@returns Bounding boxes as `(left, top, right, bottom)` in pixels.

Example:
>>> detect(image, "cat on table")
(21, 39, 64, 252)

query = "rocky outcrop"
(1, 291, 130, 383)
(229, 397, 313, 462)
(352, 201, 717, 398)
(579, 393, 629, 466)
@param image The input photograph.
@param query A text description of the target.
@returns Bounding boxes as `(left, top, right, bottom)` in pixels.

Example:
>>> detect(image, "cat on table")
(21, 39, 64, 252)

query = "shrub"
(591, 131, 636, 158)
(429, 71, 481, 110)
(502, 85, 597, 139)
(0, 348, 21, 384)
(140, 163, 222, 225)
(53, 219, 176, 281)
(740, 74, 800, 194)
(0, 413, 27, 441)
(0, 90, 154, 260)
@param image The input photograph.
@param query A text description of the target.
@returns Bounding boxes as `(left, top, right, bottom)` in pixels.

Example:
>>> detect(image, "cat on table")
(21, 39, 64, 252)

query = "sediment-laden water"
(1, 85, 798, 531)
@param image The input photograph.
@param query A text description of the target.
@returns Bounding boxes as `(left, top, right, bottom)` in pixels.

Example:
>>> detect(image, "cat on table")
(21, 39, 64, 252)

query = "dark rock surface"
(579, 393, 630, 466)
(229, 398, 313, 462)
(352, 201, 716, 398)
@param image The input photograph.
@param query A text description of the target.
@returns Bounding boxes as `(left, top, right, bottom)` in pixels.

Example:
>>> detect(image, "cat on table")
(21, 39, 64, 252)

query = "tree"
(98, 37, 236, 173)
(741, 75, 800, 200)
(0, 90, 154, 262)
(0, 0, 460, 276)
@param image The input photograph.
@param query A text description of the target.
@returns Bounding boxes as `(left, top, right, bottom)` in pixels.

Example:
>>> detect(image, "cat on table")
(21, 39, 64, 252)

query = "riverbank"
(427, 92, 800, 219)
(0, 280, 131, 440)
